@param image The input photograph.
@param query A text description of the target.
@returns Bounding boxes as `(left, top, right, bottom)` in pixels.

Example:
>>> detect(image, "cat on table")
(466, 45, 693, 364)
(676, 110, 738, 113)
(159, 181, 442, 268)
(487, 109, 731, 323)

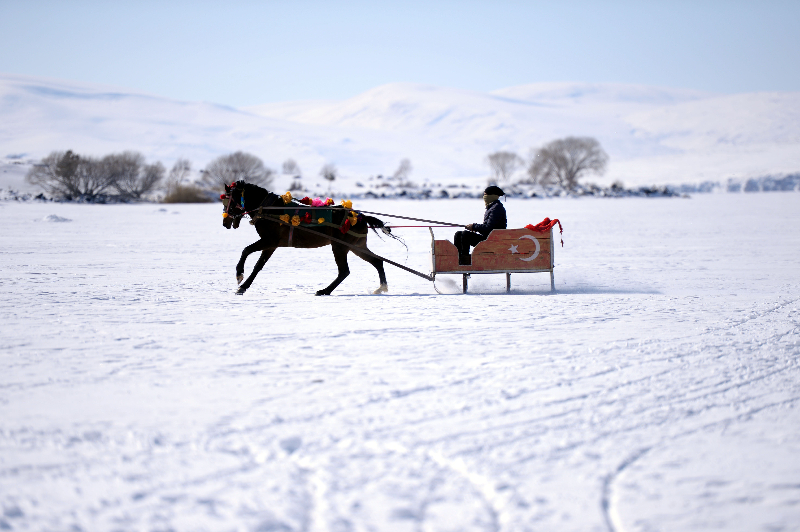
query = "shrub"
(162, 185, 212, 203)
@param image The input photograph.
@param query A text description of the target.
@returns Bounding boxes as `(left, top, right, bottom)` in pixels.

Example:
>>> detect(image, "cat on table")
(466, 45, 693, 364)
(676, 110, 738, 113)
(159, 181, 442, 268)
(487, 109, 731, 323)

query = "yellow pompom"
(279, 214, 290, 223)
(318, 217, 325, 224)
(281, 191, 293, 205)
(340, 199, 353, 209)
(222, 212, 228, 218)
(291, 215, 301, 226)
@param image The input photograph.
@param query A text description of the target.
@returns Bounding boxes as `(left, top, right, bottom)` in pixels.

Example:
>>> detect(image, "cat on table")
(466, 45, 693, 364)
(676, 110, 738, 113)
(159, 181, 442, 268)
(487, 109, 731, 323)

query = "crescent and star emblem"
(516, 235, 540, 262)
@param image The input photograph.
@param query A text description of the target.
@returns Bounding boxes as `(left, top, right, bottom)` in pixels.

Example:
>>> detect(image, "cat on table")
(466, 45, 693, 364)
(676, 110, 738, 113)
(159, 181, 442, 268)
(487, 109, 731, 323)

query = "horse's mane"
(237, 181, 279, 207)
(237, 181, 267, 195)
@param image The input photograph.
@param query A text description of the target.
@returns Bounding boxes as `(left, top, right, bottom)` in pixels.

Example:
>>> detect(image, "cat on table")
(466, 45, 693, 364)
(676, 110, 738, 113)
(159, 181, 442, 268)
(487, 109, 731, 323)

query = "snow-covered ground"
(1, 194, 799, 531)
(3, 73, 800, 193)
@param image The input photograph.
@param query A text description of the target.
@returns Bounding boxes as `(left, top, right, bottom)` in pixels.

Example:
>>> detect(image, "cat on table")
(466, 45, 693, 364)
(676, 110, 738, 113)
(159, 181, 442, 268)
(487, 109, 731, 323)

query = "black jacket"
(471, 200, 507, 237)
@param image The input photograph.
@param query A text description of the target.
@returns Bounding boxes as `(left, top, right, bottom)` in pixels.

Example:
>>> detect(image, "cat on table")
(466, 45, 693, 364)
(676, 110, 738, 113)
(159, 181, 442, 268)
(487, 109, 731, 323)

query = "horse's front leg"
(236, 239, 269, 284)
(237, 248, 276, 295)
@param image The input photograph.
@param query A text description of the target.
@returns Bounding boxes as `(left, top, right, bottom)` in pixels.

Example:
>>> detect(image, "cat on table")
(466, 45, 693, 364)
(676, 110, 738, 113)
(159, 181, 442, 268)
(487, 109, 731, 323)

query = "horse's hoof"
(315, 290, 329, 296)
(236, 274, 243, 285)
(373, 283, 388, 294)
(236, 288, 246, 295)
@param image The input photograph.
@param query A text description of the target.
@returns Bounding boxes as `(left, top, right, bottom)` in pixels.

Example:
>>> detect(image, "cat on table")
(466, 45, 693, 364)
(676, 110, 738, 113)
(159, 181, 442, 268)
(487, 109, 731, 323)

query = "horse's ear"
(224, 183, 230, 193)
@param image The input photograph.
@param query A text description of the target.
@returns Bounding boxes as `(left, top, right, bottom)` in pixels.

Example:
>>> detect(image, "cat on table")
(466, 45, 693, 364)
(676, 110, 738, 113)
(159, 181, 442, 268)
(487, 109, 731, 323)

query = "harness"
(223, 186, 368, 241)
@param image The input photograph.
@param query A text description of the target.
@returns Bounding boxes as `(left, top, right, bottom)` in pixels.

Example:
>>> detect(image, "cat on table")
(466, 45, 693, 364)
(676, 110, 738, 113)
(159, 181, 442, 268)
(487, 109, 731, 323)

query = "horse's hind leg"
(316, 244, 350, 296)
(237, 248, 276, 295)
(352, 248, 388, 294)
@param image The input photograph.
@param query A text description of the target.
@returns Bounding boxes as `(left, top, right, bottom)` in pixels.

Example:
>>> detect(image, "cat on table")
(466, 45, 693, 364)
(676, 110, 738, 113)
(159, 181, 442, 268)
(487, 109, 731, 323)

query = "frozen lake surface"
(1, 195, 799, 531)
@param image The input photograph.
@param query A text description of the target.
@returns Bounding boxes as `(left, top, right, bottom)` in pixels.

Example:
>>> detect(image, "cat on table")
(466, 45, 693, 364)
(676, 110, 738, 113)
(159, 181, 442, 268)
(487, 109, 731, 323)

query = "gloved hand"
(465, 224, 474, 231)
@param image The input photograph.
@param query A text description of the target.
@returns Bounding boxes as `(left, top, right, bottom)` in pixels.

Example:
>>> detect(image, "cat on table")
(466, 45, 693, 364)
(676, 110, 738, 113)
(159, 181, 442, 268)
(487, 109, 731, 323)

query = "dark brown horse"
(222, 181, 390, 296)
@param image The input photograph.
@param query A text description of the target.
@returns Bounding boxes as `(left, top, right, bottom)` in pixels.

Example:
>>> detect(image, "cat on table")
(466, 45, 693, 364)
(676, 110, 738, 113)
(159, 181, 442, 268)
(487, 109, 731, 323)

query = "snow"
(3, 73, 799, 193)
(2, 194, 799, 531)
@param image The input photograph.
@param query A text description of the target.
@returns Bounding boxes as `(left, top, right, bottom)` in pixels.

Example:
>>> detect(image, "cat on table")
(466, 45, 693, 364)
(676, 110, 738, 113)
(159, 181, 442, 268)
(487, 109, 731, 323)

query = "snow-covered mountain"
(0, 73, 336, 191)
(2, 72, 799, 192)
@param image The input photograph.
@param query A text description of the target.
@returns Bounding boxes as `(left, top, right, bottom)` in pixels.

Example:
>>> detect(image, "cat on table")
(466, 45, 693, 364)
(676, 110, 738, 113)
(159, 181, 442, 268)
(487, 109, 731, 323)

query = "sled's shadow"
(422, 276, 662, 296)
(549, 286, 661, 295)
(349, 283, 661, 297)
(416, 288, 661, 296)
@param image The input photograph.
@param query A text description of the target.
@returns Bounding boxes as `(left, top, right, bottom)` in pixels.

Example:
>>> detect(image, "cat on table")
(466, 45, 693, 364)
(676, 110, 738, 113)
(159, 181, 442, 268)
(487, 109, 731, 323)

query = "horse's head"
(221, 181, 246, 229)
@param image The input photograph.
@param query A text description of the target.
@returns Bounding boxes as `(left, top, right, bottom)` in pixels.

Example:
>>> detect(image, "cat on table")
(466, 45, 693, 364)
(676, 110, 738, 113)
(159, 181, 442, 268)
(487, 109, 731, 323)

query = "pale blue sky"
(1, 0, 798, 107)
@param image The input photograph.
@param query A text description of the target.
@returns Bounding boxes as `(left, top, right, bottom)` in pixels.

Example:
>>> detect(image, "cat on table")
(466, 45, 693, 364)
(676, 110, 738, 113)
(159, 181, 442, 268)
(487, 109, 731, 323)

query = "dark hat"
(483, 185, 505, 196)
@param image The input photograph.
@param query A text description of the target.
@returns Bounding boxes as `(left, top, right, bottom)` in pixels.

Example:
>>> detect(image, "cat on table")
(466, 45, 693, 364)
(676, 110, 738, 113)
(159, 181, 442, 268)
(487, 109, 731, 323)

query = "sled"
(430, 227, 555, 293)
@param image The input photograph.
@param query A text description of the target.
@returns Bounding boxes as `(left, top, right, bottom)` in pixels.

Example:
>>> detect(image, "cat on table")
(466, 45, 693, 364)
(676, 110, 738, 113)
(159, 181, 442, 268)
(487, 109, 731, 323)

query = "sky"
(1, 0, 799, 107)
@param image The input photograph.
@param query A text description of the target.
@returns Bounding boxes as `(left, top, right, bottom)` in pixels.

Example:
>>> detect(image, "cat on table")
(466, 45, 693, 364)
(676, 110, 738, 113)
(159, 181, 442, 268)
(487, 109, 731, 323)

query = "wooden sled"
(430, 228, 555, 293)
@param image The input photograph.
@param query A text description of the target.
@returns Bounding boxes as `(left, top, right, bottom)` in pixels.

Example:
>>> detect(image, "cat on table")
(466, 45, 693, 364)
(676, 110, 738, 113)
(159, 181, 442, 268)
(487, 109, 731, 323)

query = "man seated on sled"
(454, 185, 507, 265)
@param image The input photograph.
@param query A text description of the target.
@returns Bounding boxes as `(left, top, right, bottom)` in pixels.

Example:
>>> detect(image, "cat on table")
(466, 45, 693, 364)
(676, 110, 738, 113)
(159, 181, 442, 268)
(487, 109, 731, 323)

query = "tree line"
(26, 150, 168, 201)
(25, 149, 354, 202)
(25, 136, 608, 201)
(25, 150, 282, 202)
(487, 136, 609, 190)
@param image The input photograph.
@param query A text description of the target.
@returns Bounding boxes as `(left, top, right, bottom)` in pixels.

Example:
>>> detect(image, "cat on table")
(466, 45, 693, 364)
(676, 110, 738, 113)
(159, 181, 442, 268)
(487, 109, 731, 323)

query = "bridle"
(222, 182, 283, 229)
(221, 182, 245, 218)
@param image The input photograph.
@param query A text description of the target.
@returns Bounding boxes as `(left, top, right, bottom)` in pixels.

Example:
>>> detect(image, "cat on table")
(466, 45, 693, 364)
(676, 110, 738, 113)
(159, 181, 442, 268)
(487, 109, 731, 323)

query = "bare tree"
(200, 151, 274, 191)
(487, 151, 523, 183)
(105, 152, 143, 196)
(282, 158, 301, 176)
(392, 158, 412, 180)
(26, 150, 116, 199)
(106, 151, 164, 199)
(527, 137, 608, 190)
(165, 158, 192, 197)
(320, 163, 337, 191)
(390, 158, 416, 188)
(26, 151, 77, 196)
(75, 157, 116, 198)
(163, 159, 210, 203)
(138, 162, 165, 198)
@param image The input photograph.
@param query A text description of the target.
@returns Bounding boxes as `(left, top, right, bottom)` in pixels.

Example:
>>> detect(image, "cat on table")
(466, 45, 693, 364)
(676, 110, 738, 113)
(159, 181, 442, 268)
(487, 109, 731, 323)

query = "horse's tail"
(363, 214, 386, 231)
(363, 215, 407, 248)
(363, 215, 393, 236)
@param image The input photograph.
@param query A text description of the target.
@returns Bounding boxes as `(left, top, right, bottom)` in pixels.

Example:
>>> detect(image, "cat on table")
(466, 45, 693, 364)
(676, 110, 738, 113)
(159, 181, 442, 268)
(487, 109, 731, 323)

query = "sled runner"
(430, 227, 556, 293)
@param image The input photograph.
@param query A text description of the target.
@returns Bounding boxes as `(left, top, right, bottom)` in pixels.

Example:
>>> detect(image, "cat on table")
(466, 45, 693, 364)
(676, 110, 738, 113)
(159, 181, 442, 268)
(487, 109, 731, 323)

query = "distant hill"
(2, 73, 799, 193)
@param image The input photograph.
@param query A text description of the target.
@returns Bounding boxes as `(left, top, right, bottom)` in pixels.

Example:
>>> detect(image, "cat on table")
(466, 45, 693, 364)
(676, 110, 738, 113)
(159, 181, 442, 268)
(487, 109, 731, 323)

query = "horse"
(221, 181, 391, 296)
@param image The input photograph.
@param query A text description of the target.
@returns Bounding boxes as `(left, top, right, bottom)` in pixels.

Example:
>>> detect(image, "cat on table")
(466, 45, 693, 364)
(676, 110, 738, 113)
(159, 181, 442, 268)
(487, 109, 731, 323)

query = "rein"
(347, 210, 464, 228)
(385, 225, 458, 228)
(236, 205, 465, 228)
